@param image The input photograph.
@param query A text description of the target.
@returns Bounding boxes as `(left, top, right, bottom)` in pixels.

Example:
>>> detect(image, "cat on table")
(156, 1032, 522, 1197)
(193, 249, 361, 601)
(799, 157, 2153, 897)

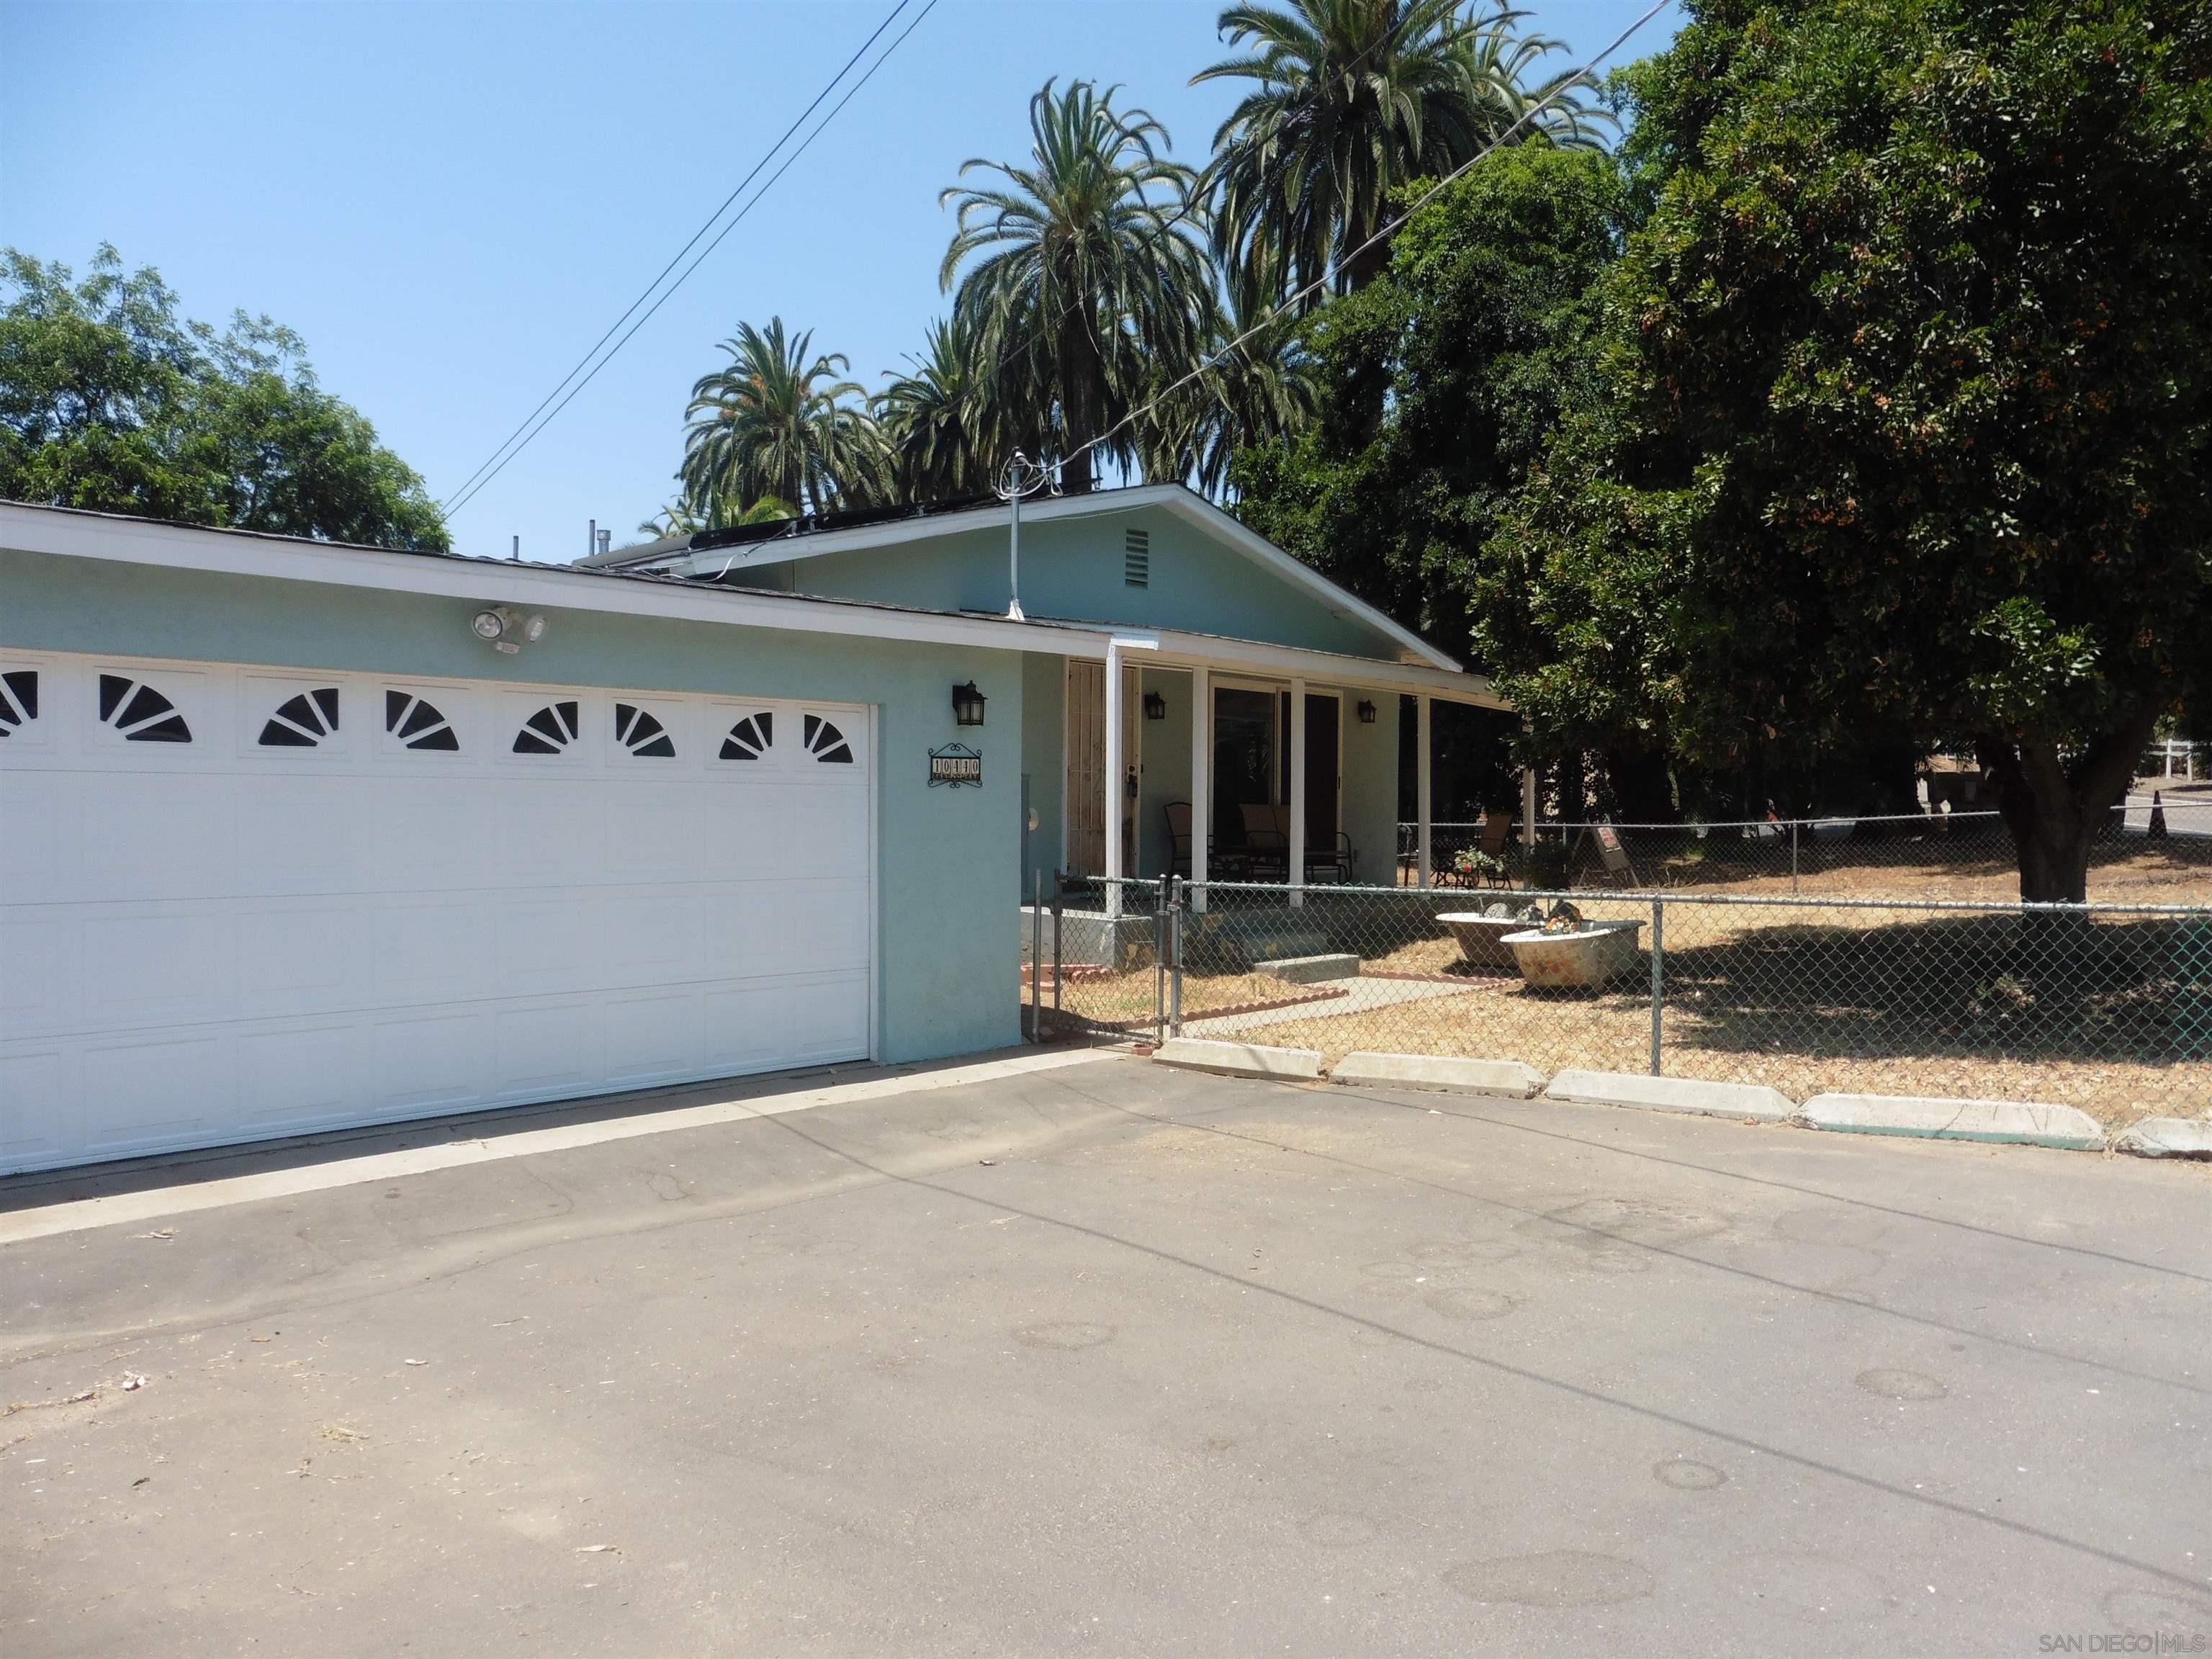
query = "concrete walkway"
(1184, 973, 1487, 1038)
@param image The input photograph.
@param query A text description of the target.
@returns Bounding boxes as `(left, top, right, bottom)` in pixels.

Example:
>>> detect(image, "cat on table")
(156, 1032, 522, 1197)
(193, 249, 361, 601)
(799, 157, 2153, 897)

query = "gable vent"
(1123, 527, 1150, 588)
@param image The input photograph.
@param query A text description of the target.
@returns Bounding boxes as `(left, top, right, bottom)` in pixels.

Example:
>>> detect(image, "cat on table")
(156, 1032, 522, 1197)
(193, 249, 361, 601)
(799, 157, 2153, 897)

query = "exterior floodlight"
(952, 680, 987, 727)
(472, 606, 548, 655)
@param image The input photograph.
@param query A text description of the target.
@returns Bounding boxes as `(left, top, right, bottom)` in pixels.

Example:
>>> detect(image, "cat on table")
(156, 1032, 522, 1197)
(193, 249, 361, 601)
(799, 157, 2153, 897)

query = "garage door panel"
(374, 900, 496, 1004)
(0, 914, 71, 1034)
(788, 786, 868, 878)
(374, 1010, 490, 1112)
(238, 905, 366, 1016)
(84, 909, 235, 1029)
(697, 983, 788, 1071)
(778, 881, 870, 974)
(237, 1024, 366, 1130)
(1, 769, 66, 896)
(235, 777, 370, 896)
(602, 988, 703, 1087)
(0, 1048, 70, 1167)
(493, 1001, 598, 1099)
(494, 899, 603, 998)
(82, 1035, 228, 1154)
(80, 773, 235, 902)
(0, 659, 875, 1173)
(784, 971, 871, 1061)
(599, 889, 706, 986)
(374, 778, 493, 891)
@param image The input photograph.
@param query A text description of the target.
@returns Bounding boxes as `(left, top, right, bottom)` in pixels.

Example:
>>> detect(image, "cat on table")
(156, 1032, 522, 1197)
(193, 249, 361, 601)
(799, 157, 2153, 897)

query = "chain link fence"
(1397, 801, 2212, 905)
(1022, 876, 2212, 1130)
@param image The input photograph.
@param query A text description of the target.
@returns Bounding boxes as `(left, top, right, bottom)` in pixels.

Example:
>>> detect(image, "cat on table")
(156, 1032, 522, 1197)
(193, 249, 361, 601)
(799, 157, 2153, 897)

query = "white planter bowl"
(1501, 922, 1645, 989)
(1435, 911, 1537, 972)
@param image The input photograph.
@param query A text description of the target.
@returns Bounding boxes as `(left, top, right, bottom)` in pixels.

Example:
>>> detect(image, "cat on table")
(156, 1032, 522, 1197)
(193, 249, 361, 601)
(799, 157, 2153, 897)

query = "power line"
(1074, 0, 1673, 477)
(439, 0, 922, 518)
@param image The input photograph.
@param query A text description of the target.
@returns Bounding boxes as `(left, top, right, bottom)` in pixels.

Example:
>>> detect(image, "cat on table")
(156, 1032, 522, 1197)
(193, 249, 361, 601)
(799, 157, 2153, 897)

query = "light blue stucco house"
(0, 488, 1504, 1173)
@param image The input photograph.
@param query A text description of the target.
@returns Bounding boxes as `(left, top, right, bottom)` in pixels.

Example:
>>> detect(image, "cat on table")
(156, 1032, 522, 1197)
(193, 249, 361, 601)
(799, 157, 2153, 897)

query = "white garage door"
(0, 651, 874, 1174)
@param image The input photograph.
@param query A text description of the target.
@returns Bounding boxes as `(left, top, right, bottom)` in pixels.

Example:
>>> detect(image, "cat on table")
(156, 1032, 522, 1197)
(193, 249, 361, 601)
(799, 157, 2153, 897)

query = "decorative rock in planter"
(1501, 921, 1644, 989)
(1436, 904, 1541, 972)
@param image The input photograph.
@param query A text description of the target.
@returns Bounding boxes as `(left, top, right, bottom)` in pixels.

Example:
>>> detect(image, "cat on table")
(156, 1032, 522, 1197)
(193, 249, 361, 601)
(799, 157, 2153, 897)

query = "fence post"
(1051, 869, 1064, 1022)
(1649, 896, 1665, 1076)
(1030, 868, 1043, 1042)
(1790, 821, 1800, 895)
(1159, 884, 1177, 1039)
(1169, 877, 1184, 1038)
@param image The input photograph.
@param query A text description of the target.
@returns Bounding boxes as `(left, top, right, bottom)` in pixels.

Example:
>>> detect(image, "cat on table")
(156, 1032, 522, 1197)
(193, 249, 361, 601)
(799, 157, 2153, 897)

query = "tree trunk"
(1977, 698, 2164, 904)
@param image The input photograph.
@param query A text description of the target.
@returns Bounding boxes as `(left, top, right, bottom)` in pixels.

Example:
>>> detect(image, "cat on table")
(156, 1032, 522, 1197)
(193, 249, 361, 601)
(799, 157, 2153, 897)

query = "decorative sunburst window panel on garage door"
(719, 711, 773, 760)
(614, 702, 675, 758)
(512, 700, 581, 755)
(0, 670, 37, 736)
(258, 688, 341, 747)
(98, 673, 192, 743)
(803, 714, 853, 763)
(385, 690, 459, 751)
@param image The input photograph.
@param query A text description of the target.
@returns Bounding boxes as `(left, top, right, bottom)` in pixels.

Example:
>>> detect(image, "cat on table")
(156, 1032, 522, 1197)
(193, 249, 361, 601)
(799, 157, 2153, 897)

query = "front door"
(1066, 660, 1139, 878)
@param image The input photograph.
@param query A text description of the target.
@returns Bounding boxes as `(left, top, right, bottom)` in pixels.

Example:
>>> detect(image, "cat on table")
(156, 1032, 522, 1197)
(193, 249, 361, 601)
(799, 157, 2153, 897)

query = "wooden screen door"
(1066, 660, 1140, 877)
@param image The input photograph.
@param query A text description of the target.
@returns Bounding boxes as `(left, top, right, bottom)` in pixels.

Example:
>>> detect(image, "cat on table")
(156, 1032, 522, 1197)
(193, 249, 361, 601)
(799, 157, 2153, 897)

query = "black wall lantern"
(1357, 698, 1377, 724)
(952, 680, 986, 727)
(1142, 690, 1167, 721)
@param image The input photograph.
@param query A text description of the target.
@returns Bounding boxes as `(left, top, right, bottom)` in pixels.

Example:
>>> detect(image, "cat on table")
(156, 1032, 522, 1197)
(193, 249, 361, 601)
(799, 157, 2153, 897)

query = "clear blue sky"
(1, 0, 1678, 563)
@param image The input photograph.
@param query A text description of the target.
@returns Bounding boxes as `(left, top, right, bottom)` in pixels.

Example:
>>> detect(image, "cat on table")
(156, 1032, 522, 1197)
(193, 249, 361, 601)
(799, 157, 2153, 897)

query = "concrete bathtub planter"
(1436, 909, 1538, 973)
(1501, 922, 1645, 989)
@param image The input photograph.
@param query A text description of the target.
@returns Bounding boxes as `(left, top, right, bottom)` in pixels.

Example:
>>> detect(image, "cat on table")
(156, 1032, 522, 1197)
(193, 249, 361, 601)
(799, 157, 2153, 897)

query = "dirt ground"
(1174, 903, 2212, 1130)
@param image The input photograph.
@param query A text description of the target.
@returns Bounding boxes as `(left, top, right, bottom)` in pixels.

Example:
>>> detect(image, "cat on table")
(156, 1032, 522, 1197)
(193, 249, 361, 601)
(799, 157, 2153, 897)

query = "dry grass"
(1247, 901, 2212, 1130)
(1032, 968, 1328, 1030)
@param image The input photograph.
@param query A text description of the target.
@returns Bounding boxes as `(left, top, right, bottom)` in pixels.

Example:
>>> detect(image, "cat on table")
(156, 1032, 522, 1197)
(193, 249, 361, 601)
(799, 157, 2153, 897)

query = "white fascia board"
(660, 487, 1192, 577)
(1052, 621, 1507, 709)
(651, 483, 1462, 675)
(0, 503, 1069, 656)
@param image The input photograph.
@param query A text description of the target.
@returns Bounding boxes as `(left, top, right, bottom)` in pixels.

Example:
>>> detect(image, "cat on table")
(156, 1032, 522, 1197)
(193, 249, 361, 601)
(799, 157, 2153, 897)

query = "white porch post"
(1522, 763, 1539, 848)
(1288, 677, 1307, 907)
(1189, 665, 1209, 914)
(1104, 639, 1123, 917)
(1416, 694, 1433, 890)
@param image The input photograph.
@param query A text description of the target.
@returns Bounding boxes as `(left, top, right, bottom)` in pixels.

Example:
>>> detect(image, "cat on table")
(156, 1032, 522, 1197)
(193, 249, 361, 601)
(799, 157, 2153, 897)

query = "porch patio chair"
(1470, 811, 1516, 888)
(1237, 802, 1292, 882)
(1164, 801, 1192, 878)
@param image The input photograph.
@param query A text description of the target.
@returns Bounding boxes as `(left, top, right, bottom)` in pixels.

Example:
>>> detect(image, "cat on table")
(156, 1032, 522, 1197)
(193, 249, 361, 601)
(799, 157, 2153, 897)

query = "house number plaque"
(928, 744, 983, 788)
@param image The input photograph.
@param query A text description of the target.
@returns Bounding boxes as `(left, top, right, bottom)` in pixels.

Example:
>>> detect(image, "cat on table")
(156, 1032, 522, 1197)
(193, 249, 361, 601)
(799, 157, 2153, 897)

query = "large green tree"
(680, 318, 884, 518)
(1488, 0, 2212, 902)
(1235, 143, 1622, 652)
(0, 246, 446, 549)
(940, 78, 1214, 494)
(876, 313, 998, 503)
(1197, 0, 1609, 305)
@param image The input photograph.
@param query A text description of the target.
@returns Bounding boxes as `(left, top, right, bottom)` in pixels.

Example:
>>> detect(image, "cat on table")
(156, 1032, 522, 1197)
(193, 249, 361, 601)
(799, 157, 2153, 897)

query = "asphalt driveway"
(3, 1052, 2207, 1656)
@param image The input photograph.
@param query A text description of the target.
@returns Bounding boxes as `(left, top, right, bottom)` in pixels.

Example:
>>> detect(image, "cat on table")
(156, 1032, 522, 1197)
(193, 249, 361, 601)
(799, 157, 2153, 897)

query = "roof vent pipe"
(993, 451, 1056, 622)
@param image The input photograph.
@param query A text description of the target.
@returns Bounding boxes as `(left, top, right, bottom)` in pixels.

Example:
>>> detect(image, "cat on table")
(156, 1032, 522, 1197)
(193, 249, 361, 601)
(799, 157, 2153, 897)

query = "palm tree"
(1136, 276, 1317, 495)
(681, 318, 885, 517)
(876, 313, 997, 503)
(1197, 0, 1609, 305)
(940, 78, 1215, 493)
(637, 494, 796, 539)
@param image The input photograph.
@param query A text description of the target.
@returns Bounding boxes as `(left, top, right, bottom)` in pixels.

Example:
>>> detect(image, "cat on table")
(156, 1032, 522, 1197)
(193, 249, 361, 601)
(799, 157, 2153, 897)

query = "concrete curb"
(1544, 1069, 1795, 1122)
(1329, 1053, 1545, 1098)
(1153, 1038, 1323, 1081)
(1798, 1093, 2106, 1151)
(2114, 1117, 2212, 1159)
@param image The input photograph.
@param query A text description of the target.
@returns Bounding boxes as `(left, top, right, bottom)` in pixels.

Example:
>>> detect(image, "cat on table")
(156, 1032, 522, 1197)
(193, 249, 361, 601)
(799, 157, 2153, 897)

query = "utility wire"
(1071, 0, 1672, 477)
(439, 0, 921, 518)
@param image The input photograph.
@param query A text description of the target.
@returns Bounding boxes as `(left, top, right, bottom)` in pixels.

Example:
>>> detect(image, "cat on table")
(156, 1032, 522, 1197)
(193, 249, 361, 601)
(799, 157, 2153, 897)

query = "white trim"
(644, 484, 1461, 673)
(1, 502, 1508, 706)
